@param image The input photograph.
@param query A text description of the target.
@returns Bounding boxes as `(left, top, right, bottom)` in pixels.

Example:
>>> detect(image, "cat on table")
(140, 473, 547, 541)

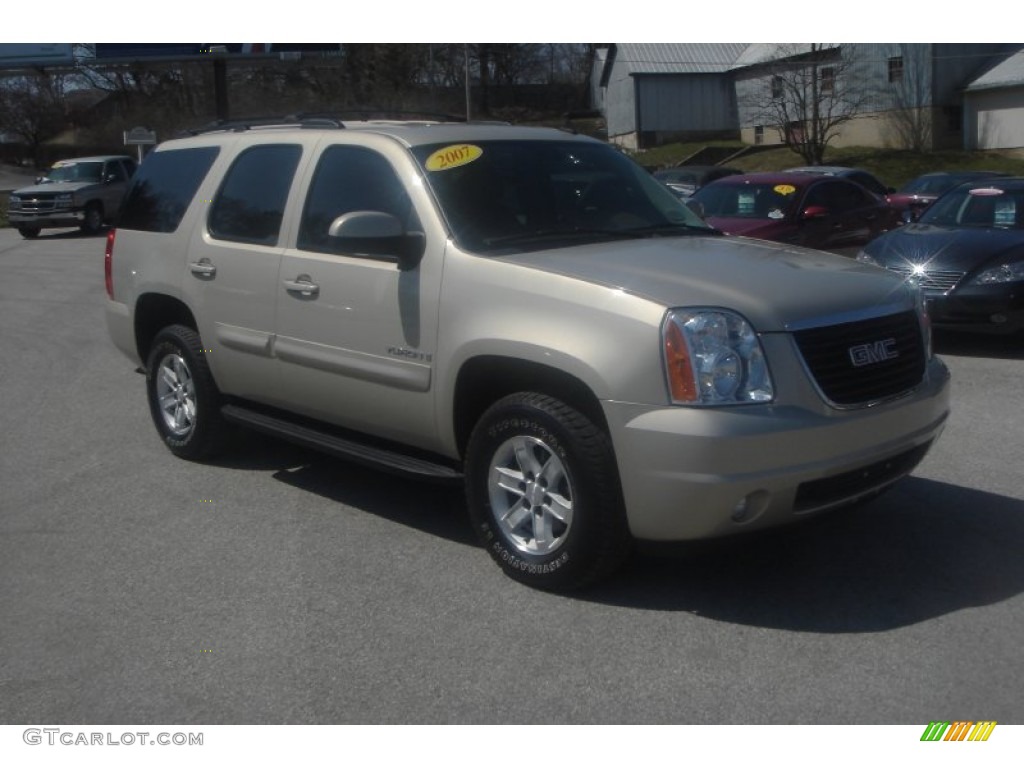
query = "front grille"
(20, 195, 56, 213)
(794, 440, 932, 512)
(793, 310, 926, 406)
(885, 265, 964, 294)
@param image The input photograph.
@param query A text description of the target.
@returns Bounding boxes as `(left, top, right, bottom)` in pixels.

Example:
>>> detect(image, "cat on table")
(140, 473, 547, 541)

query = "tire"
(18, 226, 41, 238)
(145, 324, 230, 460)
(81, 202, 104, 234)
(465, 392, 631, 590)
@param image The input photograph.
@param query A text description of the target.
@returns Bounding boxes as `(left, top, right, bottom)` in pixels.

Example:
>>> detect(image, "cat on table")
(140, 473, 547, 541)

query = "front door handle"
(283, 275, 320, 297)
(189, 258, 217, 278)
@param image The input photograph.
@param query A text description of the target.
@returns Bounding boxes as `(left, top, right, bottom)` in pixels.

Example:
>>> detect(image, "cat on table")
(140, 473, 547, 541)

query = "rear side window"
(209, 144, 301, 246)
(118, 146, 220, 233)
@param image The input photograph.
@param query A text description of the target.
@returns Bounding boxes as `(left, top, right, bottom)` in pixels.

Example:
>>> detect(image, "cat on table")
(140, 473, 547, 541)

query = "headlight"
(8, 195, 20, 210)
(969, 261, 1024, 285)
(662, 309, 774, 405)
(855, 251, 882, 267)
(55, 193, 73, 208)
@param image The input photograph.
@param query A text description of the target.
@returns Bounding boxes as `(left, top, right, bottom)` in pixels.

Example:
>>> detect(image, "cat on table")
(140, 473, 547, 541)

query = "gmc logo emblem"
(849, 338, 899, 367)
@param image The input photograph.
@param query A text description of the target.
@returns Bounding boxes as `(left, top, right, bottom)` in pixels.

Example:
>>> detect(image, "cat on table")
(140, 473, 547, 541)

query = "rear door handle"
(283, 275, 320, 297)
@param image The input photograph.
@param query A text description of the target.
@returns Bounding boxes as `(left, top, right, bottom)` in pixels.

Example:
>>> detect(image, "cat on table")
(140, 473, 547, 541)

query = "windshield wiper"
(481, 227, 644, 248)
(620, 223, 720, 236)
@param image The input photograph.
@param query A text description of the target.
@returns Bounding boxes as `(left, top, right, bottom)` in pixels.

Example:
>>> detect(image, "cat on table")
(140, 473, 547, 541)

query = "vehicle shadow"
(210, 431, 474, 546)
(583, 477, 1024, 632)
(934, 329, 1023, 360)
(202, 431, 1024, 632)
(21, 228, 108, 240)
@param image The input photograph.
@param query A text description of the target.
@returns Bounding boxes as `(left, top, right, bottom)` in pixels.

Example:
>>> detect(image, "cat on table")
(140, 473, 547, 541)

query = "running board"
(221, 404, 463, 483)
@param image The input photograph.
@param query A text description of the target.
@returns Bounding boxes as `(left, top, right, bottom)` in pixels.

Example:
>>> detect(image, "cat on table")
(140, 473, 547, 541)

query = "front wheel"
(145, 324, 230, 460)
(18, 226, 41, 238)
(465, 392, 631, 590)
(81, 202, 104, 234)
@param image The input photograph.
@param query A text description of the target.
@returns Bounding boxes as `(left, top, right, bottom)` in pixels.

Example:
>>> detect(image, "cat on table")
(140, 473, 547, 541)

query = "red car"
(689, 172, 901, 250)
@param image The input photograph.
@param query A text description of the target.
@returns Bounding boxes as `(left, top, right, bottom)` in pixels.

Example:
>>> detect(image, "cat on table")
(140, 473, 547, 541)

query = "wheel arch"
(134, 293, 199, 363)
(452, 355, 609, 459)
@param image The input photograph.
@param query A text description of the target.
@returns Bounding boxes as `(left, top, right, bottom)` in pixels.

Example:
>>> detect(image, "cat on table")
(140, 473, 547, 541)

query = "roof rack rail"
(178, 114, 346, 137)
(294, 109, 468, 123)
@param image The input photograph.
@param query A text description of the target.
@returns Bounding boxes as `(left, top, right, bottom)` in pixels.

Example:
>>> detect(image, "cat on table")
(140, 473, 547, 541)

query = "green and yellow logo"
(921, 721, 997, 742)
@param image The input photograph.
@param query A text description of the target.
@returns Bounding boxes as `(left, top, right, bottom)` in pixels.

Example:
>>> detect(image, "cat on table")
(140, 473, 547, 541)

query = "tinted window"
(298, 145, 419, 255)
(105, 161, 128, 182)
(118, 147, 220, 232)
(695, 182, 799, 219)
(411, 140, 705, 252)
(848, 172, 885, 195)
(806, 181, 871, 212)
(209, 144, 301, 246)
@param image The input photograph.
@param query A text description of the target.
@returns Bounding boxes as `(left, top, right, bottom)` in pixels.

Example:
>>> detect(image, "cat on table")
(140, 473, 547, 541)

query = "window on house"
(754, 125, 764, 145)
(946, 105, 963, 132)
(771, 76, 783, 99)
(888, 56, 904, 84)
(820, 67, 835, 93)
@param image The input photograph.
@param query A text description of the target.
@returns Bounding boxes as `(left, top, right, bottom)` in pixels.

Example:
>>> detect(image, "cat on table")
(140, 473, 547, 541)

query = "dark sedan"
(653, 165, 743, 199)
(857, 178, 1024, 335)
(689, 172, 900, 250)
(887, 170, 1008, 219)
(784, 165, 894, 198)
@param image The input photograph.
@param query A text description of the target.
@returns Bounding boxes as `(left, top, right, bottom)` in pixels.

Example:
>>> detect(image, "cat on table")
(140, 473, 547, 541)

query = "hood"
(863, 223, 1024, 272)
(497, 234, 915, 333)
(12, 181, 98, 195)
(705, 216, 796, 242)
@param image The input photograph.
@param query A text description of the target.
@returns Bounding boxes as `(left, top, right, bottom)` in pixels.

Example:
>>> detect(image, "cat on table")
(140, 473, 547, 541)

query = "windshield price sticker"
(969, 187, 1004, 196)
(426, 144, 483, 171)
(773, 184, 796, 195)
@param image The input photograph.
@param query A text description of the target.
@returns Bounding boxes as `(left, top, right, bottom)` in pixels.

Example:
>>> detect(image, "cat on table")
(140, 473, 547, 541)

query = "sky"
(0, 4, 1000, 46)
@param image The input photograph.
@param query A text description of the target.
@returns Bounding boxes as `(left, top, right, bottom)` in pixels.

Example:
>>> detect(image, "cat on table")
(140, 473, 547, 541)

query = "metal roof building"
(593, 44, 749, 149)
(964, 49, 1024, 149)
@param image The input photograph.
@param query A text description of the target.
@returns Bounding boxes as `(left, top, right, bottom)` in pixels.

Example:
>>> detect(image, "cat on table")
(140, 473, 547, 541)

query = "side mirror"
(328, 211, 425, 271)
(901, 208, 919, 225)
(685, 199, 706, 220)
(801, 205, 829, 220)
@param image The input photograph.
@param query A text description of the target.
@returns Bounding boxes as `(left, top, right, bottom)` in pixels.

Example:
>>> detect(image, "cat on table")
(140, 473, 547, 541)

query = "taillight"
(104, 228, 116, 299)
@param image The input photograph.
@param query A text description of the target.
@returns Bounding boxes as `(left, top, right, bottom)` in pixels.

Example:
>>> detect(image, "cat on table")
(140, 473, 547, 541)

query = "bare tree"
(751, 44, 872, 165)
(0, 72, 69, 165)
(885, 45, 932, 152)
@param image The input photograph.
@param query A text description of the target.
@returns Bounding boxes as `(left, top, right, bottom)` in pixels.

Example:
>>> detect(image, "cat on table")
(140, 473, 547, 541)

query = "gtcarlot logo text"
(23, 728, 203, 746)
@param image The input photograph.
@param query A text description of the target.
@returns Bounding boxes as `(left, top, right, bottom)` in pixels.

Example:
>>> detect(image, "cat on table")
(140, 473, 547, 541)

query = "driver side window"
(298, 145, 419, 255)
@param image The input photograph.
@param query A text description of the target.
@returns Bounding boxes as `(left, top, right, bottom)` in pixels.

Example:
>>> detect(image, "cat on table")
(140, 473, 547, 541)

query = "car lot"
(1, 226, 1022, 724)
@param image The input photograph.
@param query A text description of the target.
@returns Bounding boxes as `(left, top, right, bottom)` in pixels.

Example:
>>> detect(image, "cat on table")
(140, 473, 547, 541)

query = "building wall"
(965, 87, 1024, 149)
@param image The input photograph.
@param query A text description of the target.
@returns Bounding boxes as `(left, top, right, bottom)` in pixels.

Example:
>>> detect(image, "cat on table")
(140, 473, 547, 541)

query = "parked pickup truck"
(104, 118, 950, 590)
(8, 154, 136, 237)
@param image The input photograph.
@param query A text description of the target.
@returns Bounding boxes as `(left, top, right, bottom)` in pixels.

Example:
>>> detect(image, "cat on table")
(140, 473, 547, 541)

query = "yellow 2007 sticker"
(425, 144, 483, 171)
(773, 184, 796, 195)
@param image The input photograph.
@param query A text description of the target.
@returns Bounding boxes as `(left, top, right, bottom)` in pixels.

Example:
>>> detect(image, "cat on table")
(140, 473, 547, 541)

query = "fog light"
(731, 490, 770, 523)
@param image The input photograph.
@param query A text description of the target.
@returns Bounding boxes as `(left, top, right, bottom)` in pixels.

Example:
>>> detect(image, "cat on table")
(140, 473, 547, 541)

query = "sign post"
(123, 127, 157, 163)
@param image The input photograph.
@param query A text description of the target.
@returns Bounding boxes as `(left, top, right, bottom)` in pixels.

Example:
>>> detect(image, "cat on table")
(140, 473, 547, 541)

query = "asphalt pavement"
(0, 226, 1021, 727)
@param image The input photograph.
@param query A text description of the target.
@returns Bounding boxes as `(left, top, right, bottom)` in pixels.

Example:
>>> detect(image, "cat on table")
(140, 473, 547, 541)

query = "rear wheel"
(465, 392, 631, 590)
(145, 325, 230, 460)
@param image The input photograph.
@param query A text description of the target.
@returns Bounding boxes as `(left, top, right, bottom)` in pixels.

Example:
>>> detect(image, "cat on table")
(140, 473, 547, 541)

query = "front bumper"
(604, 357, 950, 541)
(926, 284, 1024, 335)
(9, 209, 86, 228)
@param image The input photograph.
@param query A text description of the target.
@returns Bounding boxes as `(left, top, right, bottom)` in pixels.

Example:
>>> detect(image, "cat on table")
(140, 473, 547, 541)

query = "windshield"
(691, 181, 800, 220)
(899, 175, 972, 196)
(43, 161, 104, 183)
(411, 140, 711, 253)
(919, 187, 1024, 229)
